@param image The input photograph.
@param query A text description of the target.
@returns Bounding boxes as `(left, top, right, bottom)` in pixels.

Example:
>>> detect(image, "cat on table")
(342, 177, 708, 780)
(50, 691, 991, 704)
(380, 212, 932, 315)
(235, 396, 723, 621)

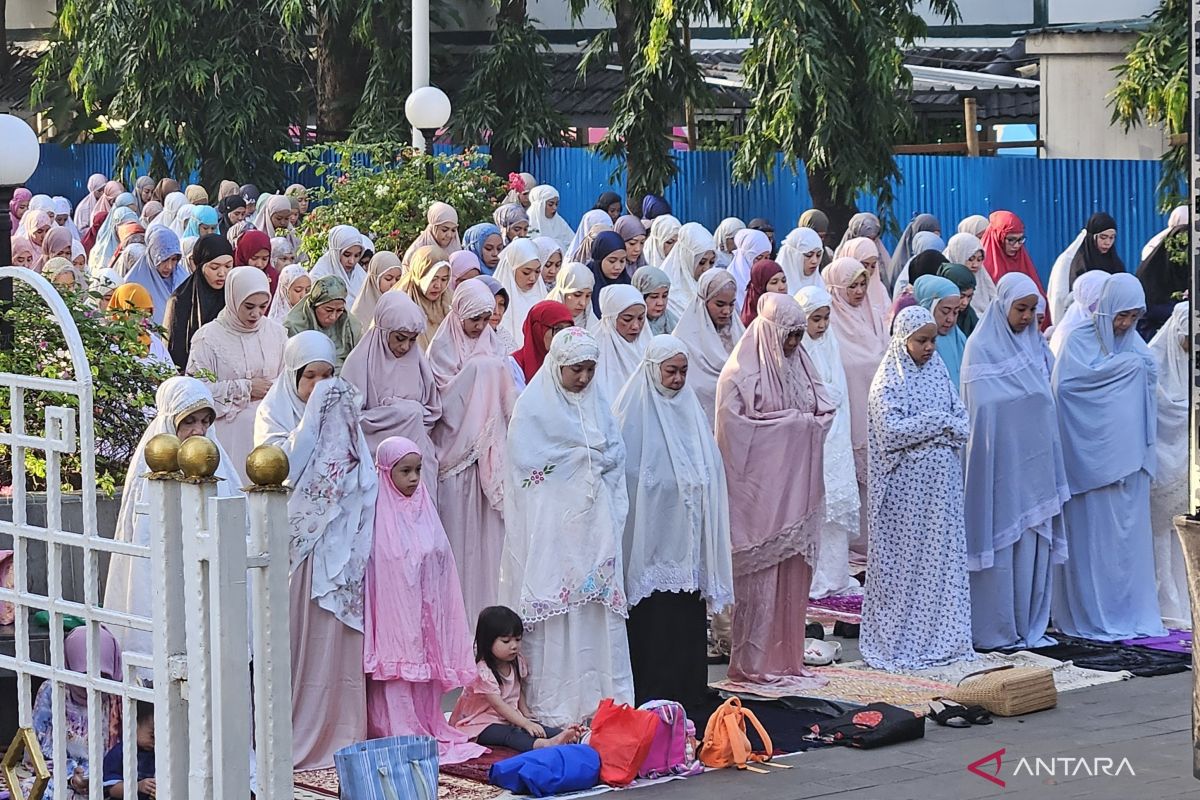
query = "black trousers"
(476, 722, 564, 752)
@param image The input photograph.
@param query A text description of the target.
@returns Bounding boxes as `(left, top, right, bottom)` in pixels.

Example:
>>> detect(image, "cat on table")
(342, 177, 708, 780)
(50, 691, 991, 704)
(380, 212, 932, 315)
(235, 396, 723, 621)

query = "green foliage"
(452, 14, 571, 154)
(275, 141, 509, 258)
(31, 0, 305, 189)
(1111, 0, 1187, 210)
(729, 0, 959, 224)
(0, 285, 176, 495)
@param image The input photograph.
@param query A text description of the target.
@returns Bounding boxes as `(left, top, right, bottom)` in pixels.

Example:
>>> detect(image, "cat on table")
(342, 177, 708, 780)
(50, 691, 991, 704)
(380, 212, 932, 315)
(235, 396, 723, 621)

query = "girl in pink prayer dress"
(362, 436, 485, 764)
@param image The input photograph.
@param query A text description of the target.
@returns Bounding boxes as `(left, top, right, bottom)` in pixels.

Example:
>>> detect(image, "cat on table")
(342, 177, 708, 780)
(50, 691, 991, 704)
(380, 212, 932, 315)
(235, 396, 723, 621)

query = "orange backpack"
(700, 697, 786, 774)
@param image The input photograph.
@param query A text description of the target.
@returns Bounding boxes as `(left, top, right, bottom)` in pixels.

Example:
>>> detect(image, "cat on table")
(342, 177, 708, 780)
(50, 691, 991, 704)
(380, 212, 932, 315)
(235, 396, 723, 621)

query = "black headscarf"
(239, 184, 261, 204)
(586, 230, 632, 315)
(1068, 212, 1124, 284)
(1137, 224, 1188, 308)
(938, 262, 979, 337)
(217, 195, 247, 235)
(907, 249, 949, 286)
(165, 234, 234, 369)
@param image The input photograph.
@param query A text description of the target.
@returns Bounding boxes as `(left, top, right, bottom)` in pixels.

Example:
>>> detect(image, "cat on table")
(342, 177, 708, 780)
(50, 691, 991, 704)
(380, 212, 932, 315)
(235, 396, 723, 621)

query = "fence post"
(245, 445, 295, 800)
(147, 469, 189, 800)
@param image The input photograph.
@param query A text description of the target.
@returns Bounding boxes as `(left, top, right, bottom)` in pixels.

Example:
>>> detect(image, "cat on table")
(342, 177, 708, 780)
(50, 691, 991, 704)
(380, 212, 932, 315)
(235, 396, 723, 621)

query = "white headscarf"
(492, 237, 548, 350)
(105, 377, 242, 658)
(527, 185, 575, 252)
(1048, 270, 1111, 357)
(1142, 205, 1189, 261)
(309, 224, 367, 306)
(547, 261, 598, 331)
(777, 227, 825, 294)
(645, 214, 682, 268)
(255, 330, 339, 445)
(611, 334, 734, 611)
(499, 327, 630, 623)
(670, 268, 744, 422)
(566, 209, 612, 264)
(943, 232, 995, 315)
(268, 264, 310, 324)
(1149, 302, 1189, 490)
(659, 221, 717, 319)
(155, 192, 187, 232)
(594, 284, 651, 404)
(713, 217, 745, 269)
(727, 228, 772, 308)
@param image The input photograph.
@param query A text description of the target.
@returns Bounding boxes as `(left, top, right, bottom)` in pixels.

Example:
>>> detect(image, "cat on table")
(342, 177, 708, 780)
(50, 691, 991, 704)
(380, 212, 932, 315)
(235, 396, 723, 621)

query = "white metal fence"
(0, 267, 293, 800)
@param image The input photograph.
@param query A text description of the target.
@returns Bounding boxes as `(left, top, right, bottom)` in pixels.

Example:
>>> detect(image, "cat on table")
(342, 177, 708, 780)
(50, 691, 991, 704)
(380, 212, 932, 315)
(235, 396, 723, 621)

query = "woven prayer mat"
(294, 767, 504, 799)
(841, 651, 1132, 694)
(713, 665, 955, 713)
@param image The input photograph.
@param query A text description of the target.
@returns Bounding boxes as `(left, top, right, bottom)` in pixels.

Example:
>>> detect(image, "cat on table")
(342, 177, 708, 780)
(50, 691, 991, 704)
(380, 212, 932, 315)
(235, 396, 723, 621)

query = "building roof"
(0, 44, 46, 111)
(1022, 19, 1153, 36)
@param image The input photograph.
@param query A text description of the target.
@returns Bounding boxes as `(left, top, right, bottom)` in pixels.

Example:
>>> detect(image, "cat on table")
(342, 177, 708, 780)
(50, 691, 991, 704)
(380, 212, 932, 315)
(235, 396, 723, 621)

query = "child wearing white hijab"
(527, 185, 574, 252)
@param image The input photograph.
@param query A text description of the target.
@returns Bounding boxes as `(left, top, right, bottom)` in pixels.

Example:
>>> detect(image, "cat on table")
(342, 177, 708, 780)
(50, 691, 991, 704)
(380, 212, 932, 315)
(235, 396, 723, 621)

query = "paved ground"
(634, 640, 1197, 800)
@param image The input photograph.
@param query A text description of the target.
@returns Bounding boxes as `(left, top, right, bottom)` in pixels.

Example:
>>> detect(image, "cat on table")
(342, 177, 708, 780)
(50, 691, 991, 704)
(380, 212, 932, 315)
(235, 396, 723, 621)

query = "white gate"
(0, 267, 293, 800)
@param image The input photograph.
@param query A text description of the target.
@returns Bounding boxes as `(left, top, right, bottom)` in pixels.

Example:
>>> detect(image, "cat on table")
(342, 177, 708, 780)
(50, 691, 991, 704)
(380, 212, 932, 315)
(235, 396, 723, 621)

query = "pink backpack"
(637, 700, 704, 779)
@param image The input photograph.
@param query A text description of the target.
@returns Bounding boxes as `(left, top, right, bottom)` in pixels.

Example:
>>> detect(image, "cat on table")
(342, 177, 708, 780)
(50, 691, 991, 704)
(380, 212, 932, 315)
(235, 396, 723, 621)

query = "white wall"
(1026, 31, 1167, 159)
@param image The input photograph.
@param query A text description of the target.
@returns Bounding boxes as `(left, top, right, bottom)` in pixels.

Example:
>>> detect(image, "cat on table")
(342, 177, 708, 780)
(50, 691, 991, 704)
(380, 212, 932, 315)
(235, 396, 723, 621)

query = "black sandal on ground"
(806, 622, 825, 640)
(961, 705, 993, 725)
(928, 701, 972, 728)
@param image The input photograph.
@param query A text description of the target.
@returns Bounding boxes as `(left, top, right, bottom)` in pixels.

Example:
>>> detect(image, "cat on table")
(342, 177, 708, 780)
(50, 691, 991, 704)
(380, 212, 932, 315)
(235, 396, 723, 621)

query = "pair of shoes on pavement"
(804, 638, 842, 666)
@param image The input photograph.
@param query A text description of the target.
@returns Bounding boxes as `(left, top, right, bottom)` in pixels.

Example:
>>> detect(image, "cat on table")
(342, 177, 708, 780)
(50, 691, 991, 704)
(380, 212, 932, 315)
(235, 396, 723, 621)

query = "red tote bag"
(588, 698, 661, 786)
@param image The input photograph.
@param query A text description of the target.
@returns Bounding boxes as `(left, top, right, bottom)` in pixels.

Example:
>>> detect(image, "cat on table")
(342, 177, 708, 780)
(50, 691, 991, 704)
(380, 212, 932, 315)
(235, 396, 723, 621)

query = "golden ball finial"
(178, 436, 220, 479)
(245, 444, 290, 487)
(144, 434, 182, 473)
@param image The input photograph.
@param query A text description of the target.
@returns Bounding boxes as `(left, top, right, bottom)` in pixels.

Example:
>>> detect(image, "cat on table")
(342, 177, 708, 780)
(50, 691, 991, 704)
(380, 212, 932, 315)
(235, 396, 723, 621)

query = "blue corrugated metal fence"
(29, 143, 1170, 281)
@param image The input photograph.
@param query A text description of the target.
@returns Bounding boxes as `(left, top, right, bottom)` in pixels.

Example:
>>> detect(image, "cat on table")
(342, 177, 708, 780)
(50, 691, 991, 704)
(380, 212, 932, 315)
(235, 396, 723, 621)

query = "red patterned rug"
(294, 767, 504, 799)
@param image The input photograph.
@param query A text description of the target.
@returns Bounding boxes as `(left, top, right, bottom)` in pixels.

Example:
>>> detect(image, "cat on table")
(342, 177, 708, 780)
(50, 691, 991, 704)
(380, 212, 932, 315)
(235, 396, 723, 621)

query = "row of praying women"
(56, 171, 1187, 777)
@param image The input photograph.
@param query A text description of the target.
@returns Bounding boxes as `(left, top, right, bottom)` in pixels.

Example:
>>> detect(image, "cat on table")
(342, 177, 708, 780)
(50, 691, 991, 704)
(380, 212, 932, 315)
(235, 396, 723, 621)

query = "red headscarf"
(512, 300, 574, 383)
(235, 229, 279, 295)
(740, 258, 785, 327)
(980, 211, 1044, 293)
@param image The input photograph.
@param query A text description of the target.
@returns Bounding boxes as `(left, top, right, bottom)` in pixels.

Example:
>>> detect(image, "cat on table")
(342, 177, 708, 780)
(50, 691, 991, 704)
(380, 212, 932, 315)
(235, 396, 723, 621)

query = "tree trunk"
(487, 0, 525, 177)
(0, 0, 9, 76)
(316, 10, 368, 136)
(806, 164, 858, 242)
(612, 0, 650, 210)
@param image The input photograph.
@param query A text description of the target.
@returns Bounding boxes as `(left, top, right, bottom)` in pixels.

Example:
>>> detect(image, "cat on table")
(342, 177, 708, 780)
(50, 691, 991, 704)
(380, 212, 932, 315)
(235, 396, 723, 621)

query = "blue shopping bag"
(489, 744, 601, 797)
(335, 735, 438, 800)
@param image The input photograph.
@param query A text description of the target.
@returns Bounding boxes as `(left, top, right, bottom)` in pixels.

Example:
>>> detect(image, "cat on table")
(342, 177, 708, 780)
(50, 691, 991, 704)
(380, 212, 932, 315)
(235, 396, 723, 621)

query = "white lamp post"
(0, 114, 42, 350)
(404, 86, 452, 182)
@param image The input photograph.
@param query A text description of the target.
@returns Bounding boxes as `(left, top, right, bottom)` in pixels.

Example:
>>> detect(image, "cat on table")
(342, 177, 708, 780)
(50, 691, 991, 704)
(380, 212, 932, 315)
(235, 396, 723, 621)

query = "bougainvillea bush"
(275, 141, 510, 260)
(0, 284, 176, 494)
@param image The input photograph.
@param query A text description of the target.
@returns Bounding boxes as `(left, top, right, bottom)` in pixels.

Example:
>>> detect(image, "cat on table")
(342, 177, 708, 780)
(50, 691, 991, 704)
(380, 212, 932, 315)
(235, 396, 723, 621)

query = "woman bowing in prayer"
(860, 306, 975, 671)
(1148, 302, 1191, 628)
(659, 222, 718, 319)
(672, 269, 744, 424)
(350, 251, 404, 324)
(548, 261, 598, 331)
(123, 227, 187, 325)
(426, 279, 520, 622)
(594, 285, 651, 403)
(309, 224, 367, 307)
(342, 291, 442, 484)
(823, 256, 889, 544)
(499, 327, 635, 725)
(254, 332, 376, 769)
(164, 234, 234, 370)
(961, 274, 1069, 650)
(715, 293, 833, 689)
(795, 286, 861, 599)
(284, 275, 364, 371)
(612, 335, 734, 706)
(777, 227, 826, 294)
(462, 223, 503, 276)
(632, 266, 677, 335)
(492, 237, 547, 350)
(1051, 273, 1167, 641)
(105, 378, 242, 661)
(913, 274, 967, 390)
(527, 185, 574, 252)
(363, 436, 485, 764)
(398, 245, 453, 349)
(404, 202, 462, 266)
(186, 266, 288, 486)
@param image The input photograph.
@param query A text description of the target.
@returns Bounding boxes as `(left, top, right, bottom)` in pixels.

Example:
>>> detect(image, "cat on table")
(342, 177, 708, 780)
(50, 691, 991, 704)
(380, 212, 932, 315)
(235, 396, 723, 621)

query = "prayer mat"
(842, 651, 1132, 694)
(714, 665, 954, 713)
(806, 594, 863, 628)
(440, 746, 520, 784)
(1121, 629, 1192, 655)
(1034, 633, 1191, 677)
(294, 767, 505, 799)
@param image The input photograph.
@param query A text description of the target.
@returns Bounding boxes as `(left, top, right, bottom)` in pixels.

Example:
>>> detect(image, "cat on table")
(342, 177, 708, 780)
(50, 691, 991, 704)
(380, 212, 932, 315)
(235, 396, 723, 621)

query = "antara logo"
(967, 748, 1137, 788)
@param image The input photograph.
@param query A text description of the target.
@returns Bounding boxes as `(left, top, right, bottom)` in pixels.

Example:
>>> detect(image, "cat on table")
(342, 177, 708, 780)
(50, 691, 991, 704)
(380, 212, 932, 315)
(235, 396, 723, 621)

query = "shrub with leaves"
(275, 141, 510, 258)
(0, 285, 176, 495)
